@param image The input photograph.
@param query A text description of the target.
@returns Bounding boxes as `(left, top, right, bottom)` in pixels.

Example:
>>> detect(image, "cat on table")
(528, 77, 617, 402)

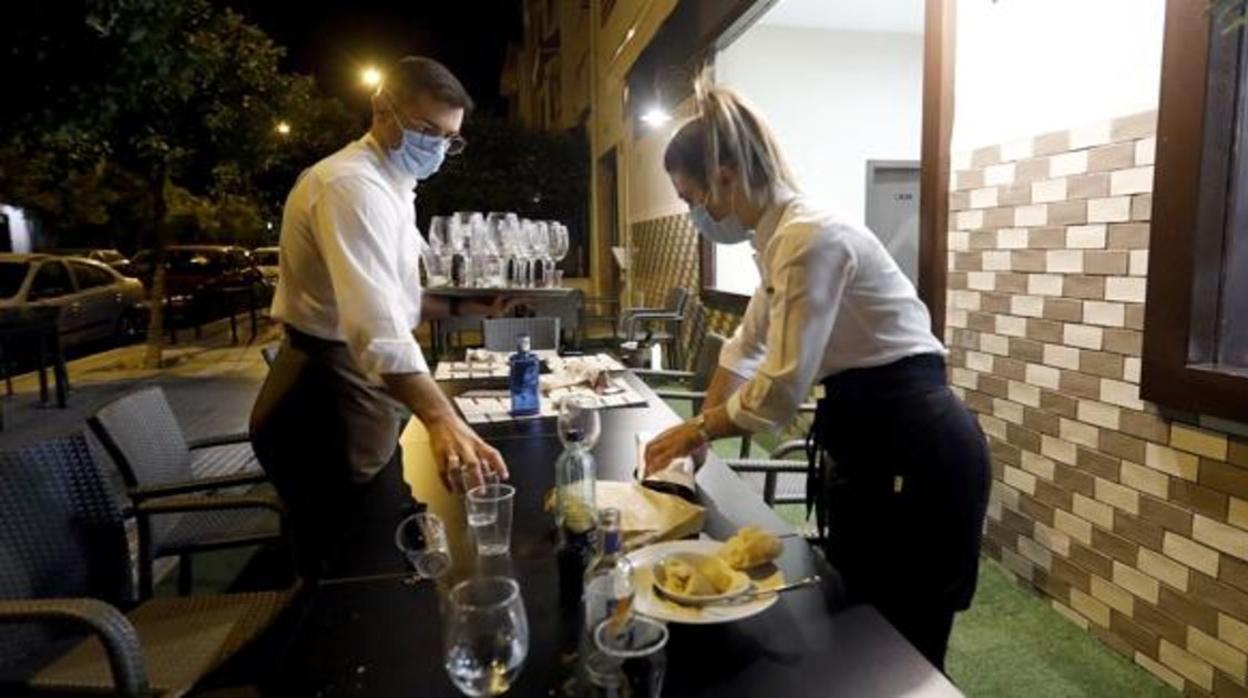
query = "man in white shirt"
(250, 56, 506, 581)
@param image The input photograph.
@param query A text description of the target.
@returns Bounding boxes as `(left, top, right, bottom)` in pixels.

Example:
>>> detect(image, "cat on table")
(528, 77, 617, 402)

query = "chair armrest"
(186, 432, 251, 450)
(770, 439, 811, 460)
(633, 368, 695, 382)
(128, 471, 268, 502)
(654, 389, 707, 403)
(134, 492, 286, 517)
(0, 598, 150, 697)
(722, 458, 809, 474)
(624, 312, 683, 340)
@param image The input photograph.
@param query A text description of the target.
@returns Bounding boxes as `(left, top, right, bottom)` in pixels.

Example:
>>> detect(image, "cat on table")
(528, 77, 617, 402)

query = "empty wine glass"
(557, 394, 601, 450)
(516, 219, 538, 287)
(429, 217, 452, 287)
(529, 221, 551, 287)
(443, 576, 529, 697)
(549, 223, 570, 287)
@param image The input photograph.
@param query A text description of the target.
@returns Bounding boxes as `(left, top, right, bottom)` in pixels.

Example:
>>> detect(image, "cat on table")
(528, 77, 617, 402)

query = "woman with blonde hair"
(643, 80, 990, 670)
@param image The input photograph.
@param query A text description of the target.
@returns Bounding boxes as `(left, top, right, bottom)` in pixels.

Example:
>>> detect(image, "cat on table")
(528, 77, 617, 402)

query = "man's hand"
(381, 372, 509, 493)
(427, 415, 510, 493)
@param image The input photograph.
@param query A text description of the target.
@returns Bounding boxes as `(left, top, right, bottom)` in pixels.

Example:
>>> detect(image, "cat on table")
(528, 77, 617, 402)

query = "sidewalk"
(0, 317, 279, 450)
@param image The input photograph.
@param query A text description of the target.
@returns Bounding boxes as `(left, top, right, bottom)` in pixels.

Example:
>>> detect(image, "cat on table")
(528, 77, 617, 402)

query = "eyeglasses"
(385, 94, 468, 155)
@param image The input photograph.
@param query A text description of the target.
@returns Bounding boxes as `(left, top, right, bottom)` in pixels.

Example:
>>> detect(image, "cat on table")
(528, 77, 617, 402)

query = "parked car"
(252, 246, 280, 284)
(130, 245, 266, 324)
(53, 248, 134, 276)
(0, 253, 146, 345)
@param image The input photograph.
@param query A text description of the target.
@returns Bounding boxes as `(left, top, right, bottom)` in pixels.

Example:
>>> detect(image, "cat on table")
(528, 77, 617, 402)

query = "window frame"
(1142, 0, 1248, 422)
(27, 260, 74, 301)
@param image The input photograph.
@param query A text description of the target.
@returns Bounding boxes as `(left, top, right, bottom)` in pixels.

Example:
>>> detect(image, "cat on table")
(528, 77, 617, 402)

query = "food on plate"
(718, 525, 783, 570)
(659, 555, 736, 597)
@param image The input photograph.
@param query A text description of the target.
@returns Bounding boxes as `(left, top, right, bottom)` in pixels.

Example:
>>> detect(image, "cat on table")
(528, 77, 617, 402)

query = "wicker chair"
(617, 287, 691, 368)
(482, 317, 561, 352)
(87, 387, 284, 599)
(635, 332, 727, 415)
(0, 434, 293, 697)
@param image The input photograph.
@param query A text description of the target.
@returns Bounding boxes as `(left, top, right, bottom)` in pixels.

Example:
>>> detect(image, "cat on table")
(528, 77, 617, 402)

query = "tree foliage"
(0, 0, 359, 249)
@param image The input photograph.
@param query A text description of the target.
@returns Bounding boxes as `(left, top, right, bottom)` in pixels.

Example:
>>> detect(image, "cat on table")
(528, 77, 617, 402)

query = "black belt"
(804, 353, 948, 538)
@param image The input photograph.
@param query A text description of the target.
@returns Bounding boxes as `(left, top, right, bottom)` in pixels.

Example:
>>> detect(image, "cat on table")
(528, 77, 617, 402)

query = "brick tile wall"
(949, 110, 1248, 695)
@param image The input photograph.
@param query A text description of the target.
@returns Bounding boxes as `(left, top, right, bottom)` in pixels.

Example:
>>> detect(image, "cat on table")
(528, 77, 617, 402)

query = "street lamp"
(275, 121, 291, 136)
(361, 66, 383, 89)
(640, 106, 672, 129)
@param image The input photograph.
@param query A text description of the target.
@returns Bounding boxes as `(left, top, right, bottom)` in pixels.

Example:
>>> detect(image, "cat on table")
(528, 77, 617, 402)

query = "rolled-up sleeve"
(718, 286, 769, 380)
(726, 229, 855, 433)
(311, 178, 429, 375)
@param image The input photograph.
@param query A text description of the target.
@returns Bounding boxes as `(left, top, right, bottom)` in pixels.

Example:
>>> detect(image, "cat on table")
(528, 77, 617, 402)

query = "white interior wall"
(714, 25, 924, 294)
(953, 0, 1166, 154)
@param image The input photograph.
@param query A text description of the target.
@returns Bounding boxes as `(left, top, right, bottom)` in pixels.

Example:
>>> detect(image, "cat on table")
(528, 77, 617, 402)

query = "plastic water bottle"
(509, 334, 541, 417)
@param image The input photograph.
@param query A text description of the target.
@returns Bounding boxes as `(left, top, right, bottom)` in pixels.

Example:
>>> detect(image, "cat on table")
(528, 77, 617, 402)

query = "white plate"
(626, 540, 782, 625)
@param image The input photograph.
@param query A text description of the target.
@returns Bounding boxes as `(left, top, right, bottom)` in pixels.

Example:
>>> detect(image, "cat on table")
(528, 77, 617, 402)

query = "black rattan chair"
(0, 434, 292, 697)
(482, 317, 561, 352)
(87, 387, 284, 599)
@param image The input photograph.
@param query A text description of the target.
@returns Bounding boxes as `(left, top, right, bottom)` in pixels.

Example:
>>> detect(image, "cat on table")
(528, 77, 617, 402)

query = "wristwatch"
(691, 413, 713, 446)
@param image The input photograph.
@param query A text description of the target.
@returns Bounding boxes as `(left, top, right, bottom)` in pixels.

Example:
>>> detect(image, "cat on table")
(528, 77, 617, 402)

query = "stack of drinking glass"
(424, 211, 572, 289)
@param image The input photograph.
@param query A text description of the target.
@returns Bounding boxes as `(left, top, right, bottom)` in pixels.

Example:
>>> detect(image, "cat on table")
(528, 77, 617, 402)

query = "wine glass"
(529, 221, 551, 287)
(516, 219, 537, 287)
(557, 394, 601, 450)
(428, 216, 452, 287)
(443, 576, 529, 697)
(550, 223, 569, 287)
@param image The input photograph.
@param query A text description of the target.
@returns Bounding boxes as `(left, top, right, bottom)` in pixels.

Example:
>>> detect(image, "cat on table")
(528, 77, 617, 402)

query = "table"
(425, 287, 583, 357)
(256, 374, 961, 697)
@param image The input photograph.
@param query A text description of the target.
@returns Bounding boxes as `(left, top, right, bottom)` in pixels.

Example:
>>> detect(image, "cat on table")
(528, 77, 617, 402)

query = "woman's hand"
(643, 421, 706, 476)
(427, 415, 509, 492)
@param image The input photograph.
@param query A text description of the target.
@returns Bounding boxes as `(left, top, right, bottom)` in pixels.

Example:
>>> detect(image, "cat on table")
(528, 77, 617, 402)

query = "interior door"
(865, 160, 921, 284)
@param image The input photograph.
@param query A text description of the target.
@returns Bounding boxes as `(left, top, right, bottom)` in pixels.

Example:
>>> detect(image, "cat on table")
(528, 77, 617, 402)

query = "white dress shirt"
(719, 196, 946, 433)
(271, 133, 429, 379)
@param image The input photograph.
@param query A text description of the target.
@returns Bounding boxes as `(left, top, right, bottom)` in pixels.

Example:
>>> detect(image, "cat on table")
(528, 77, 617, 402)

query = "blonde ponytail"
(664, 72, 798, 205)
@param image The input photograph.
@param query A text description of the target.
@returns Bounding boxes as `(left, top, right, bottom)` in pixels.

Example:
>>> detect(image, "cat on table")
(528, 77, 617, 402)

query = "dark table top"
(259, 373, 961, 697)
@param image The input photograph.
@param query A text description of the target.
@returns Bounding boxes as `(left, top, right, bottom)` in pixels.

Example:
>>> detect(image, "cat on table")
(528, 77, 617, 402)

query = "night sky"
(215, 0, 523, 116)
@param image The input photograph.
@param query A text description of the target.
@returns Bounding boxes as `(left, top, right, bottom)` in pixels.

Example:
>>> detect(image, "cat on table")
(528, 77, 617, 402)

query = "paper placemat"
(434, 352, 625, 381)
(453, 377, 647, 424)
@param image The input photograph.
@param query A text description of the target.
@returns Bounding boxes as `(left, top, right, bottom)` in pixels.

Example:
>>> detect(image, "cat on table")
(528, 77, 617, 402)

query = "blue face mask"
(690, 203, 751, 245)
(391, 127, 448, 181)
(386, 101, 450, 181)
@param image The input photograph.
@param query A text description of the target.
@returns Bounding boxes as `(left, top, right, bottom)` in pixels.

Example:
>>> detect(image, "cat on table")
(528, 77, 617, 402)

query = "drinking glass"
(558, 394, 601, 450)
(466, 483, 516, 556)
(587, 616, 668, 698)
(531, 222, 552, 287)
(429, 216, 452, 287)
(550, 223, 570, 287)
(443, 576, 530, 697)
(394, 512, 452, 579)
